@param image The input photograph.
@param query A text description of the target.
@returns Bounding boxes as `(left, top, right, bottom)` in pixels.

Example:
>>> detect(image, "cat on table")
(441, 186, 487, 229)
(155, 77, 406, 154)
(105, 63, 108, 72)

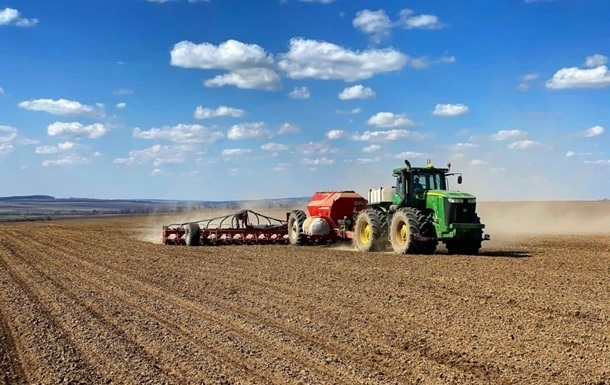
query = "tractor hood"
(426, 190, 477, 200)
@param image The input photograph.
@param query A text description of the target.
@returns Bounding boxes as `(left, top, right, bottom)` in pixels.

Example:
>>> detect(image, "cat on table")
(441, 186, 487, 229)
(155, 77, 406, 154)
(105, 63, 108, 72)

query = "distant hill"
(0, 195, 55, 201)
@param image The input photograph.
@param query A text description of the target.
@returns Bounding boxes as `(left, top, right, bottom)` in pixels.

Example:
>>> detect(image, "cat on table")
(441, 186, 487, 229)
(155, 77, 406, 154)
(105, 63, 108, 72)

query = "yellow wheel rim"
(359, 222, 371, 244)
(396, 222, 408, 246)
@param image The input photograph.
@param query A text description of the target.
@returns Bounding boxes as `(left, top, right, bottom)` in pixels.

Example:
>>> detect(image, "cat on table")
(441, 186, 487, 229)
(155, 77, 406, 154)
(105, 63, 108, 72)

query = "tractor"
(287, 160, 489, 254)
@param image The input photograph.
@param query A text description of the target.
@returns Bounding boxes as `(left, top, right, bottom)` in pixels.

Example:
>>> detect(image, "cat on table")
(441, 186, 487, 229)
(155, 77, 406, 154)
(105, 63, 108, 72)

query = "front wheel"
(354, 210, 384, 252)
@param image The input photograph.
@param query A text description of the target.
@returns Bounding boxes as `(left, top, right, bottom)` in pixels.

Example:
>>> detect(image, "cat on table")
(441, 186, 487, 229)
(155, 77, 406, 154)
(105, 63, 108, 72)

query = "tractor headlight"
(466, 198, 476, 204)
(447, 198, 464, 203)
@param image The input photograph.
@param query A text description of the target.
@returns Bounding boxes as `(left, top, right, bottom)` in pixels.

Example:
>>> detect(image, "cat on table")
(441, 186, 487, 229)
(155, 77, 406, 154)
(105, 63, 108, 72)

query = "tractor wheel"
(184, 222, 201, 246)
(354, 210, 384, 252)
(415, 211, 438, 255)
(288, 210, 308, 246)
(446, 215, 483, 255)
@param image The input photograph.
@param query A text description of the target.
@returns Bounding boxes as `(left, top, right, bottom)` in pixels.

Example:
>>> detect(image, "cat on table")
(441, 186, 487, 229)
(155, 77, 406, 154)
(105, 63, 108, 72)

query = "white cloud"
(338, 85, 376, 100)
(0, 87, 4, 94)
(581, 125, 605, 137)
(278, 38, 407, 82)
(584, 54, 608, 68)
(353, 9, 392, 43)
(133, 124, 223, 144)
(277, 123, 300, 135)
(35, 141, 78, 154)
(48, 122, 109, 139)
(398, 9, 445, 30)
(409, 55, 456, 70)
(362, 144, 381, 153)
(546, 65, 610, 89)
(354, 158, 376, 165)
(566, 151, 575, 158)
(228, 122, 271, 140)
(204, 68, 281, 91)
(336, 108, 362, 115)
(170, 40, 280, 91)
(93, 151, 102, 157)
(298, 141, 340, 156)
(301, 157, 334, 166)
(470, 159, 488, 166)
(352, 129, 426, 142)
(0, 125, 18, 143)
(584, 159, 610, 166)
(490, 129, 528, 141)
(326, 130, 345, 140)
(517, 73, 539, 91)
(19, 99, 103, 117)
(273, 163, 292, 172)
(0, 8, 38, 27)
(0, 143, 14, 156)
(42, 155, 89, 167)
(432, 103, 469, 117)
(288, 86, 310, 99)
(507, 140, 540, 150)
(193, 105, 246, 119)
(261, 142, 289, 152)
(114, 144, 191, 167)
(367, 112, 414, 127)
(151, 169, 163, 176)
(446, 143, 478, 151)
(395, 151, 425, 159)
(116, 102, 126, 109)
(221, 148, 252, 162)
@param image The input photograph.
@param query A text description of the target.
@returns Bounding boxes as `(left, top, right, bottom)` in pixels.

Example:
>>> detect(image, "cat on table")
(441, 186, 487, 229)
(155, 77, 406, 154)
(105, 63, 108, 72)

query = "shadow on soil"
(477, 250, 532, 258)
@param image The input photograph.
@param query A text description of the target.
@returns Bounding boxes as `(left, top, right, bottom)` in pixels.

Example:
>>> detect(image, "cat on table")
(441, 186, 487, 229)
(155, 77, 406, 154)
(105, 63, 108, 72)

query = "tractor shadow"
(475, 250, 532, 258)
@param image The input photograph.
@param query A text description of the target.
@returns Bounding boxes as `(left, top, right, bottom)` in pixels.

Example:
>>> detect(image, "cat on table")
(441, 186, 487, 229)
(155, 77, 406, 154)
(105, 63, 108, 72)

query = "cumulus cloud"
(228, 122, 272, 140)
(338, 85, 376, 100)
(398, 9, 445, 30)
(367, 112, 414, 127)
(352, 9, 392, 43)
(298, 141, 341, 156)
(277, 123, 300, 135)
(133, 124, 223, 144)
(48, 122, 109, 139)
(42, 154, 89, 167)
(193, 105, 246, 119)
(114, 144, 192, 167)
(278, 38, 407, 82)
(0, 125, 18, 143)
(0, 8, 38, 27)
(581, 125, 605, 137)
(507, 140, 540, 150)
(35, 141, 78, 154)
(432, 103, 469, 117)
(19, 99, 103, 117)
(221, 148, 252, 162)
(490, 129, 528, 141)
(288, 86, 310, 99)
(395, 151, 425, 159)
(326, 130, 345, 140)
(301, 157, 334, 166)
(584, 54, 608, 68)
(170, 40, 280, 91)
(352, 129, 426, 142)
(546, 65, 610, 89)
(362, 144, 381, 153)
(116, 102, 126, 109)
(261, 142, 289, 152)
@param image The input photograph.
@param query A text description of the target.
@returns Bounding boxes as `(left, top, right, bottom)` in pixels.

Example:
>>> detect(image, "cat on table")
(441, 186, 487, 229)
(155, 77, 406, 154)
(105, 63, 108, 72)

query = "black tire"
(354, 210, 385, 252)
(389, 208, 437, 254)
(288, 210, 308, 246)
(184, 222, 201, 247)
(446, 215, 482, 255)
(415, 211, 438, 255)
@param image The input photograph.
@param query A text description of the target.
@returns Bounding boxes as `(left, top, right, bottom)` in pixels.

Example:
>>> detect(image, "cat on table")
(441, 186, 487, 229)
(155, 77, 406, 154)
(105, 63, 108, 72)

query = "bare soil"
(1, 202, 609, 384)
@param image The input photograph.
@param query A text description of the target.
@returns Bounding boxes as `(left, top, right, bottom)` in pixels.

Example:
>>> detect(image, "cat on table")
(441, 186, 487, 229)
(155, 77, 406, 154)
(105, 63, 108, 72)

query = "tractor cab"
(392, 161, 460, 209)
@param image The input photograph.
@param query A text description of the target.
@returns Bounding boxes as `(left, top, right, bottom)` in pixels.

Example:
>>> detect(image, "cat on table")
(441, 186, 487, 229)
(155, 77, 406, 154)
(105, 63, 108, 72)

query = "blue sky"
(1, 0, 609, 201)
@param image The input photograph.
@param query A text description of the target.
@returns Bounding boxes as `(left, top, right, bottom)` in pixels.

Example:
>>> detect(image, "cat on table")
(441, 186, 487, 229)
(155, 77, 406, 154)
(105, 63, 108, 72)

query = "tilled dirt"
(1, 211, 609, 384)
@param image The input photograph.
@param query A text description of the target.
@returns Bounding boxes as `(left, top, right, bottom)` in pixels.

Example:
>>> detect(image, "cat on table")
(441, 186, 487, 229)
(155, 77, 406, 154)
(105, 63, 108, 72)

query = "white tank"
(368, 186, 396, 204)
(303, 216, 331, 236)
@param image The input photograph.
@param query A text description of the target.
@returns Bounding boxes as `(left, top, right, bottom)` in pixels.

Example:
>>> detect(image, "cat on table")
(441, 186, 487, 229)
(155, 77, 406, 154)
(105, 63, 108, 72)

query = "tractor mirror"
(458, 175, 463, 184)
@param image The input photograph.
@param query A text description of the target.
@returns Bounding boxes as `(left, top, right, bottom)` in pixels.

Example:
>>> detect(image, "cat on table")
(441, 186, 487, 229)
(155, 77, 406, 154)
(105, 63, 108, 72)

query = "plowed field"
(1, 202, 609, 384)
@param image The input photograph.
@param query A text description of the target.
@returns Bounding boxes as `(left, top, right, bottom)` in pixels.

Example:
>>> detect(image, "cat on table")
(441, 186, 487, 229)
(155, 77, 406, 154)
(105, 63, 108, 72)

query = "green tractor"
(354, 159, 490, 255)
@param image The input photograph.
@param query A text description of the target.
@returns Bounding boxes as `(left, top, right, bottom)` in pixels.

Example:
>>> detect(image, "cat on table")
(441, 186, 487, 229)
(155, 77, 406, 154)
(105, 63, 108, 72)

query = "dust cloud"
(478, 201, 610, 236)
